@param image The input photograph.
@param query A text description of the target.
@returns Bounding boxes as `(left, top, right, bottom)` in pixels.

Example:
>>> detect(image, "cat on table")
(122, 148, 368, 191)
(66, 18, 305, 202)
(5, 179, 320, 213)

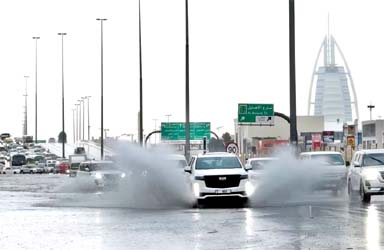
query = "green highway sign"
(238, 103, 274, 125)
(161, 122, 211, 141)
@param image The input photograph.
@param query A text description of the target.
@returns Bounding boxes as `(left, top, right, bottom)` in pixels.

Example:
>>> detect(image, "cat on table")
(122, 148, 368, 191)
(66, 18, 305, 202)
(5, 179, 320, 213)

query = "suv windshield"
(89, 162, 116, 171)
(362, 153, 384, 166)
(310, 154, 344, 166)
(195, 156, 242, 170)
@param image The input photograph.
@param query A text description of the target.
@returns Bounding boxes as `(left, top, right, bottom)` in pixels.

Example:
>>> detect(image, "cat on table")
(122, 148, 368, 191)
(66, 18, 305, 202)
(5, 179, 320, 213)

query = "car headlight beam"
(95, 173, 103, 179)
(121, 173, 126, 178)
(193, 183, 200, 198)
(245, 181, 255, 196)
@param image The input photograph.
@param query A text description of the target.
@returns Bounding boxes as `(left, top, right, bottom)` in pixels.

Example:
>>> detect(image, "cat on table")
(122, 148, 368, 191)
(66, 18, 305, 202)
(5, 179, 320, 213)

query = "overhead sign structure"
(161, 122, 211, 141)
(238, 103, 274, 125)
(226, 142, 239, 154)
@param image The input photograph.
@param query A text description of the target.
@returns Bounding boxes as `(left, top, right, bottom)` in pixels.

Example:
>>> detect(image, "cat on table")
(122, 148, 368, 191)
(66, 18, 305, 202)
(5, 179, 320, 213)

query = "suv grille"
(204, 175, 241, 188)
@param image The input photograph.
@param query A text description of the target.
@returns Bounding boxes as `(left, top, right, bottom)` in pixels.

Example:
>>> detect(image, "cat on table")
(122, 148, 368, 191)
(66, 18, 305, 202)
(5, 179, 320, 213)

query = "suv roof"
(300, 151, 342, 156)
(196, 152, 238, 158)
(355, 149, 384, 154)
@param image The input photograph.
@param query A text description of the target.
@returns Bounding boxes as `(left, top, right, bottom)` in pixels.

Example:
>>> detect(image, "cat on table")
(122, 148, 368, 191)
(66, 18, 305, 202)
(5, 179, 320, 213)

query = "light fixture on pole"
(58, 32, 67, 158)
(367, 104, 375, 120)
(165, 114, 172, 123)
(32, 36, 40, 144)
(97, 18, 107, 159)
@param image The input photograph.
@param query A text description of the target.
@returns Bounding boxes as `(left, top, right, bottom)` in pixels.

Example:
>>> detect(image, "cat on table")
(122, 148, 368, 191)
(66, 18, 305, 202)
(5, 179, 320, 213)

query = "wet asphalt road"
(0, 174, 383, 250)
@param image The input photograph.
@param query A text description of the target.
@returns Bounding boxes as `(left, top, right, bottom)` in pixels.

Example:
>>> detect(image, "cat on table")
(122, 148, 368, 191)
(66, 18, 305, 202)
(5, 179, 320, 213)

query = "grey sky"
(0, 0, 383, 141)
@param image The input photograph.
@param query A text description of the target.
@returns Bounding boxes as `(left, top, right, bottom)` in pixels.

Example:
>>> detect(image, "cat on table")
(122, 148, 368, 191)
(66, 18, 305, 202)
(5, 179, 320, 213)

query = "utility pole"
(289, 0, 298, 147)
(367, 104, 375, 120)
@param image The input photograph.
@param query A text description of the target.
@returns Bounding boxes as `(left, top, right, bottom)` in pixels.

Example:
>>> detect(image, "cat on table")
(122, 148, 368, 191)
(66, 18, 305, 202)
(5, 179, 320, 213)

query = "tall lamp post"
(97, 18, 107, 159)
(83, 96, 91, 141)
(58, 33, 67, 158)
(72, 108, 76, 143)
(32, 36, 40, 143)
(289, 0, 298, 146)
(367, 104, 375, 120)
(23, 76, 29, 136)
(138, 0, 144, 146)
(185, 0, 191, 161)
(75, 103, 80, 142)
(78, 99, 83, 141)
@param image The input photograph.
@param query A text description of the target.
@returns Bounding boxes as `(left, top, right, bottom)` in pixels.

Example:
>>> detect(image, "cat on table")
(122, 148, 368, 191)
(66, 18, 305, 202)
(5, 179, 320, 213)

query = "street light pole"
(78, 99, 83, 141)
(32, 36, 40, 144)
(81, 97, 86, 140)
(23, 76, 29, 136)
(58, 33, 67, 158)
(165, 114, 172, 123)
(97, 18, 107, 159)
(75, 104, 80, 142)
(83, 96, 91, 141)
(138, 0, 144, 146)
(289, 0, 298, 147)
(72, 108, 76, 143)
(367, 104, 375, 120)
(185, 0, 191, 161)
(153, 118, 158, 144)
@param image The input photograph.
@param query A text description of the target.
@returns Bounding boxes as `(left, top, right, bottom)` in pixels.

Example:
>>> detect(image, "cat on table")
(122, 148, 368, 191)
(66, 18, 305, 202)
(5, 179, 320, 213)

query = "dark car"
(74, 147, 85, 154)
(48, 138, 56, 143)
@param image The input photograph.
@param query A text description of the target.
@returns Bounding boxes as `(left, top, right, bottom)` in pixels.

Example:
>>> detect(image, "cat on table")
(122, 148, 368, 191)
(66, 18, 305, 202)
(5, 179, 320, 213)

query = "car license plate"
(216, 189, 232, 194)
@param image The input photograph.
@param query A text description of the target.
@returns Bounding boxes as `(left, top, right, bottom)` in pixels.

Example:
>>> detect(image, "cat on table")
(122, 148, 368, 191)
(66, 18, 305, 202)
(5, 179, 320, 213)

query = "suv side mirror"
(244, 164, 252, 171)
(184, 165, 192, 173)
(84, 167, 90, 172)
(345, 161, 350, 167)
(353, 162, 361, 168)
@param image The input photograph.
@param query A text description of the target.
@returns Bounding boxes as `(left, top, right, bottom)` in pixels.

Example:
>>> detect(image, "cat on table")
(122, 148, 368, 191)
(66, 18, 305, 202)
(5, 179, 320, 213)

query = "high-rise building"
(307, 33, 359, 130)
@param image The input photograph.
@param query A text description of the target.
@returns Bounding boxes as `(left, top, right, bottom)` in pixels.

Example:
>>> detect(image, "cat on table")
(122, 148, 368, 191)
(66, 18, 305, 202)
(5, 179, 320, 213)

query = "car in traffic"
(56, 161, 70, 174)
(245, 157, 278, 181)
(48, 137, 56, 143)
(184, 152, 253, 205)
(299, 151, 348, 194)
(76, 160, 126, 189)
(20, 164, 38, 174)
(10, 153, 27, 166)
(164, 154, 188, 168)
(347, 149, 384, 203)
(74, 147, 86, 154)
(2, 166, 20, 174)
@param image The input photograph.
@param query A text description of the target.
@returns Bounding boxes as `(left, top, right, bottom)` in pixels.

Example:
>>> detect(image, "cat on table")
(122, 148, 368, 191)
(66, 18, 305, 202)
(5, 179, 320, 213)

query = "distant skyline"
(1, 0, 383, 141)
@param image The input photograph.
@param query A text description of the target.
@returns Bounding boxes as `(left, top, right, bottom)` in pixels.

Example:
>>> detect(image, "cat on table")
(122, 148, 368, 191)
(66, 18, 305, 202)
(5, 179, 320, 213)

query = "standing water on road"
(52, 142, 195, 209)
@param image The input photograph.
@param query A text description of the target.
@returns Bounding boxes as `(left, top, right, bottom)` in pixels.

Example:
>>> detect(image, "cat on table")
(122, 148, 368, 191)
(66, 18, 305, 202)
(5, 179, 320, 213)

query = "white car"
(164, 154, 188, 168)
(184, 152, 253, 204)
(348, 149, 384, 203)
(76, 160, 126, 189)
(299, 151, 348, 194)
(245, 157, 278, 181)
(2, 166, 20, 174)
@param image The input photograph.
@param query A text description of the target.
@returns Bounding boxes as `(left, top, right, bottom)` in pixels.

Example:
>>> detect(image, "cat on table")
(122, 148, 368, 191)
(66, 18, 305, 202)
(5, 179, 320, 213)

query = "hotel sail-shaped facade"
(307, 34, 359, 131)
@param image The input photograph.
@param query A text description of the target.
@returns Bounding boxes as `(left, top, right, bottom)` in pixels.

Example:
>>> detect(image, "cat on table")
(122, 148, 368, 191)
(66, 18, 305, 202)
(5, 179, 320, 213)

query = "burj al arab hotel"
(307, 33, 359, 130)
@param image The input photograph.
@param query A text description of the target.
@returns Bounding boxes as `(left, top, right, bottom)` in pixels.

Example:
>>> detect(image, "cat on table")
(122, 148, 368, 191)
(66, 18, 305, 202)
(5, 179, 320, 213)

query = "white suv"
(348, 149, 384, 203)
(184, 152, 253, 203)
(299, 151, 348, 194)
(76, 160, 126, 189)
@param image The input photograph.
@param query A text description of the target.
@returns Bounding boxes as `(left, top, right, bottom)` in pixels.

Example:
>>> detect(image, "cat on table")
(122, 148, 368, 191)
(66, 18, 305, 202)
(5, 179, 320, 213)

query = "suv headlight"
(193, 183, 200, 197)
(121, 173, 126, 178)
(240, 174, 249, 180)
(365, 170, 379, 181)
(194, 176, 204, 180)
(95, 173, 103, 179)
(245, 181, 255, 196)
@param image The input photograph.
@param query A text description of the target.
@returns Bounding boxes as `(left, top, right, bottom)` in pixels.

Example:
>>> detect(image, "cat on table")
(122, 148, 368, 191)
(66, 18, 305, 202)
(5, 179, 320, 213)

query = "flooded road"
(0, 174, 383, 250)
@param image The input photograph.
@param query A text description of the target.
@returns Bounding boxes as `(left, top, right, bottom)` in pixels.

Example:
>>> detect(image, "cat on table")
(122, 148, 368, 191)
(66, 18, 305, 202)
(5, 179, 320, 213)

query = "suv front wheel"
(360, 182, 371, 203)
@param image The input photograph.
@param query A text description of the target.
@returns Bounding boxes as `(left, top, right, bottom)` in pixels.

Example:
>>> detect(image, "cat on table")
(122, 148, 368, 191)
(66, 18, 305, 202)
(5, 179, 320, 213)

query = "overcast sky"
(1, 0, 383, 142)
